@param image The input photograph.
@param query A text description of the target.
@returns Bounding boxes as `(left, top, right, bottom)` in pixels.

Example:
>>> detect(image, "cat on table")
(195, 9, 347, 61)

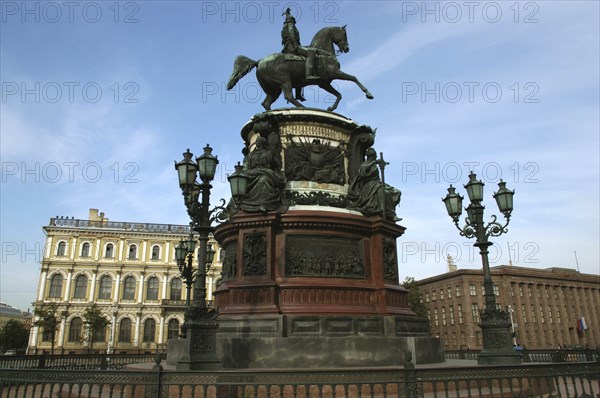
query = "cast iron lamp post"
(443, 172, 521, 365)
(173, 145, 230, 370)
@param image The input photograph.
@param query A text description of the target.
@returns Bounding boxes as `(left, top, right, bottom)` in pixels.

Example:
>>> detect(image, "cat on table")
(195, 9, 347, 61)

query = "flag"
(577, 317, 588, 332)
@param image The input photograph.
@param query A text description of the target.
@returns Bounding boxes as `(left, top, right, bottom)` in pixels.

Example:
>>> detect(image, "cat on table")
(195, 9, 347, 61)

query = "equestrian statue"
(227, 8, 373, 112)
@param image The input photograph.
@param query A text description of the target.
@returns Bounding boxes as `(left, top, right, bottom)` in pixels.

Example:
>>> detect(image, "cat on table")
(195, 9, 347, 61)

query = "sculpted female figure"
(347, 148, 401, 221)
(239, 136, 287, 212)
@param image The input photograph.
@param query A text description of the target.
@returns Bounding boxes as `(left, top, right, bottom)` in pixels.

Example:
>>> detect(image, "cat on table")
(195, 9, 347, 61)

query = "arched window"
(98, 275, 112, 299)
(57, 241, 66, 257)
(118, 318, 132, 342)
(128, 244, 137, 260)
(73, 275, 88, 299)
(48, 274, 63, 298)
(170, 278, 182, 300)
(68, 317, 82, 342)
(105, 243, 114, 258)
(122, 276, 136, 300)
(93, 323, 107, 343)
(142, 318, 156, 342)
(81, 242, 90, 257)
(146, 277, 159, 301)
(167, 319, 180, 340)
(151, 245, 160, 260)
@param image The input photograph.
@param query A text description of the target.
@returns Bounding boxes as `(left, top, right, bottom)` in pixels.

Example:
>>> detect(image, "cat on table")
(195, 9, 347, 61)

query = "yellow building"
(28, 209, 222, 354)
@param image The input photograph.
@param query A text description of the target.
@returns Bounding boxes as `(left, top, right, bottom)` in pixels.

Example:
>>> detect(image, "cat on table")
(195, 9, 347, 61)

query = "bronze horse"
(227, 26, 373, 112)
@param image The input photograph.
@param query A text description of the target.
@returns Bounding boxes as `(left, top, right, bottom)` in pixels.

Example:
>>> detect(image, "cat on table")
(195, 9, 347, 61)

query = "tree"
(0, 319, 29, 353)
(402, 277, 428, 317)
(82, 304, 110, 353)
(33, 303, 60, 355)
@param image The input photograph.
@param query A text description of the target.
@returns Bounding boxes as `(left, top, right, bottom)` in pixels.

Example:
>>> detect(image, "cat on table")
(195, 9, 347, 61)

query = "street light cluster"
(442, 172, 520, 365)
(174, 145, 248, 328)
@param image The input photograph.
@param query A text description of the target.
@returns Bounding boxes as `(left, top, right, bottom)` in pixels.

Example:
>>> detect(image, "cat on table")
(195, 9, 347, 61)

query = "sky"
(1, 1, 598, 312)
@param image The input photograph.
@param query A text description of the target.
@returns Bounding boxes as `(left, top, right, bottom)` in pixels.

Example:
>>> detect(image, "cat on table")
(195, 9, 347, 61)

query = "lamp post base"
(477, 308, 522, 365)
(176, 318, 221, 370)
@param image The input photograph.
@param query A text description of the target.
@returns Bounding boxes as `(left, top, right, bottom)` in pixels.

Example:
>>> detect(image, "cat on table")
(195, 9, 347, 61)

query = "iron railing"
(0, 359, 598, 397)
(0, 353, 160, 370)
(445, 348, 600, 363)
(49, 217, 188, 234)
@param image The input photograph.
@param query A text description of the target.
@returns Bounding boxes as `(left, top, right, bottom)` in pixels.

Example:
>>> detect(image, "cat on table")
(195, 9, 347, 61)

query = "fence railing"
(1, 360, 598, 398)
(444, 348, 600, 363)
(0, 353, 160, 370)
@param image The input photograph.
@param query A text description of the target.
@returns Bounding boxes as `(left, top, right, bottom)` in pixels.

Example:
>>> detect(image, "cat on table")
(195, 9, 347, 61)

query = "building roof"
(417, 264, 600, 285)
(0, 303, 24, 316)
(45, 217, 190, 235)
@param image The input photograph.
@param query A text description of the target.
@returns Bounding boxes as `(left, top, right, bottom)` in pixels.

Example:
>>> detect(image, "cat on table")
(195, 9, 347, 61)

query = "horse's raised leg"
(282, 81, 305, 108)
(261, 90, 281, 111)
(334, 71, 374, 99)
(319, 82, 342, 112)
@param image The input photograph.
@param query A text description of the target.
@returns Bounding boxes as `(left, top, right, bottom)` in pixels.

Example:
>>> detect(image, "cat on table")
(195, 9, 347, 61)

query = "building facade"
(0, 303, 29, 329)
(418, 265, 600, 350)
(28, 209, 222, 354)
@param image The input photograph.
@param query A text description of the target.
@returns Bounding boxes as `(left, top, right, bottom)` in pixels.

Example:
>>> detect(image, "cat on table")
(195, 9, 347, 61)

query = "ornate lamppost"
(174, 145, 247, 370)
(443, 172, 521, 365)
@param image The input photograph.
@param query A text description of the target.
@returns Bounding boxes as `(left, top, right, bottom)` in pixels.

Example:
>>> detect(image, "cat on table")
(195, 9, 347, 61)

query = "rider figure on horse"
(281, 8, 319, 85)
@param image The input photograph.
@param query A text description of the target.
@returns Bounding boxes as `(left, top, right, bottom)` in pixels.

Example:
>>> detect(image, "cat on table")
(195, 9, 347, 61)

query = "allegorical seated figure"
(346, 148, 401, 220)
(240, 136, 287, 212)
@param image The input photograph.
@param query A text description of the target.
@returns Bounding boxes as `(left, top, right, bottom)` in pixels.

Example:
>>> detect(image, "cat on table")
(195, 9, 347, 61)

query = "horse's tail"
(227, 56, 258, 90)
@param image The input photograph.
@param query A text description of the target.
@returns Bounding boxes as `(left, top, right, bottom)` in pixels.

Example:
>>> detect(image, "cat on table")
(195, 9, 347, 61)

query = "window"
(471, 304, 480, 323)
(432, 291, 437, 301)
(123, 276, 136, 300)
(455, 286, 461, 297)
(146, 277, 159, 301)
(548, 307, 553, 324)
(449, 305, 455, 325)
(447, 287, 452, 298)
(481, 285, 485, 296)
(143, 318, 156, 342)
(433, 308, 439, 326)
(540, 305, 544, 323)
(469, 284, 476, 296)
(68, 318, 82, 342)
(48, 274, 63, 298)
(57, 241, 67, 257)
(98, 275, 112, 299)
(93, 324, 107, 342)
(530, 305, 536, 323)
(105, 243, 114, 258)
(151, 245, 160, 260)
(441, 307, 447, 326)
(73, 275, 88, 299)
(42, 329, 53, 342)
(119, 318, 132, 342)
(170, 278, 182, 300)
(425, 293, 429, 303)
(80, 242, 90, 258)
(128, 245, 137, 260)
(440, 289, 445, 300)
(519, 285, 524, 297)
(522, 305, 527, 323)
(167, 319, 180, 340)
(458, 304, 463, 324)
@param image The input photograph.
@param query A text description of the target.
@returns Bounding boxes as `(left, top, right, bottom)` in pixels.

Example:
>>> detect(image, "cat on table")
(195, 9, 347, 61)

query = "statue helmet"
(366, 148, 377, 159)
(283, 7, 296, 24)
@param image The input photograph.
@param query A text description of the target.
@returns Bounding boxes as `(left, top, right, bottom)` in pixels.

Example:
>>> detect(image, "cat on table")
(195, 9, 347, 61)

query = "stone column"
(89, 271, 98, 303)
